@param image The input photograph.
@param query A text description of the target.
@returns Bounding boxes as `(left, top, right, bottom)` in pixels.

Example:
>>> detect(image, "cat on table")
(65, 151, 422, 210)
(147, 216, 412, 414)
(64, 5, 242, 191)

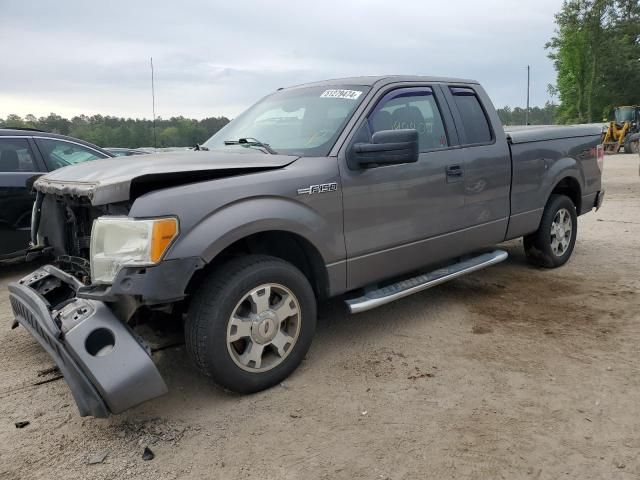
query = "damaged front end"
(10, 187, 174, 418)
(9, 265, 167, 417)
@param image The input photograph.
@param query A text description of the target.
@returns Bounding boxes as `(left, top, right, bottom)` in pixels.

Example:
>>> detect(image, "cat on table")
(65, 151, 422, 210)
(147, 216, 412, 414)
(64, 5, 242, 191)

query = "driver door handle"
(446, 164, 463, 183)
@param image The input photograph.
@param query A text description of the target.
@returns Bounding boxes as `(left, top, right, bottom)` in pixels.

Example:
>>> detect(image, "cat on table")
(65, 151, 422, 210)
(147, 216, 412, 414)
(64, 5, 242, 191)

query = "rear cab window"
(448, 87, 493, 145)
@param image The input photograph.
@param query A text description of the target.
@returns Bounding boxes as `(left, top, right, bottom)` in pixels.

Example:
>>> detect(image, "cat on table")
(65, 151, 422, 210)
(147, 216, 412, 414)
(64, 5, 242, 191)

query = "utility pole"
(151, 57, 157, 150)
(525, 65, 530, 126)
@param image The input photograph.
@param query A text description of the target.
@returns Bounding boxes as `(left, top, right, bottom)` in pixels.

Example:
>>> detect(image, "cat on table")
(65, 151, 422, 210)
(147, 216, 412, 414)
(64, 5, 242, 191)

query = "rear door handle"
(446, 164, 463, 182)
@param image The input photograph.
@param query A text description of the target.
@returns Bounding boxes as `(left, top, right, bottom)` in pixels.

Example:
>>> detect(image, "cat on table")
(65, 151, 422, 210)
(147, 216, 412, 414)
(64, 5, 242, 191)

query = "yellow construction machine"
(602, 105, 640, 154)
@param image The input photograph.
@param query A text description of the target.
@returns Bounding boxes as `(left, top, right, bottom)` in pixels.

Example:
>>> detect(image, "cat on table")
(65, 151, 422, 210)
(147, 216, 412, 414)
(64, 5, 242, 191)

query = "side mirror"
(349, 129, 419, 169)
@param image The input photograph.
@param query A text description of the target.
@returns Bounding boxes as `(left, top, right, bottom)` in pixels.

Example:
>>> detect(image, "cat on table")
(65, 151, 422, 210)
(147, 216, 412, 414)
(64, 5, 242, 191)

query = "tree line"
(547, 0, 640, 124)
(496, 103, 559, 126)
(0, 113, 230, 148)
(2, 102, 559, 148)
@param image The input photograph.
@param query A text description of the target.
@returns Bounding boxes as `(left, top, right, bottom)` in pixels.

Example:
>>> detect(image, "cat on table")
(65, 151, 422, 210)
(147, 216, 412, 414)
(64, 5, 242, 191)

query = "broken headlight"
(90, 217, 178, 284)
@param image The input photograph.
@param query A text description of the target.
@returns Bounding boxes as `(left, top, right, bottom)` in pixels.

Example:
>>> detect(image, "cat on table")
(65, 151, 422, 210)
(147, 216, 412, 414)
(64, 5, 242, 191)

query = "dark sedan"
(0, 128, 113, 261)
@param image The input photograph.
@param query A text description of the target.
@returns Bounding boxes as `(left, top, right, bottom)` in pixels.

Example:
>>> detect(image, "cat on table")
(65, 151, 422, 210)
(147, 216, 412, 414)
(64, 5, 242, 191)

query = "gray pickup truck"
(9, 76, 604, 417)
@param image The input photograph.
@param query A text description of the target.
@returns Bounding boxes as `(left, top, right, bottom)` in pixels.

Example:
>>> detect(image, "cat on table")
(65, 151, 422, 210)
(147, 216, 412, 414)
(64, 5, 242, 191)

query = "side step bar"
(345, 249, 508, 314)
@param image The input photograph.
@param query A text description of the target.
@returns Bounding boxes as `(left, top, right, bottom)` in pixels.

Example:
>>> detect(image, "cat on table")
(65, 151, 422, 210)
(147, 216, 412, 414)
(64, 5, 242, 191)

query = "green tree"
(547, 0, 640, 123)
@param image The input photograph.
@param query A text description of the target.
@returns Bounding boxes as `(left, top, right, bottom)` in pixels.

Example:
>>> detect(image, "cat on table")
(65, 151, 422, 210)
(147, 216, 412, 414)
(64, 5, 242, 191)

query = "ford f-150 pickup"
(8, 76, 604, 417)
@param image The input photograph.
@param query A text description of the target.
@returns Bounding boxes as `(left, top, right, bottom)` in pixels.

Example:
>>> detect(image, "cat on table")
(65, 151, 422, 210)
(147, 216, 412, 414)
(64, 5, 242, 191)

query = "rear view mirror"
(349, 129, 419, 169)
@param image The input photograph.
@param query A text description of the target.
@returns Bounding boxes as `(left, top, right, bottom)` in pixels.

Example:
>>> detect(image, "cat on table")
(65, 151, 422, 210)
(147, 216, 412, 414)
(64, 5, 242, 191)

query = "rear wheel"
(524, 194, 577, 268)
(185, 255, 317, 393)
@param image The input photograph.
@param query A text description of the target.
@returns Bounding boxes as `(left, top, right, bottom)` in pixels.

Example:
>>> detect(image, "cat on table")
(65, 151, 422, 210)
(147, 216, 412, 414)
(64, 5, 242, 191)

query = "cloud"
(0, 0, 561, 119)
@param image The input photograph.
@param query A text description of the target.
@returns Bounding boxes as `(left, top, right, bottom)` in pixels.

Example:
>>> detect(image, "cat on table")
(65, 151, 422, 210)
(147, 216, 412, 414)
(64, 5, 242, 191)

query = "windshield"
(615, 107, 636, 123)
(203, 85, 370, 156)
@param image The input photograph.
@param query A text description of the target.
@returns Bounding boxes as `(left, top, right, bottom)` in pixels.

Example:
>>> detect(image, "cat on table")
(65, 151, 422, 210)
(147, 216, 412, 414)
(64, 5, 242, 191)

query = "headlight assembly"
(90, 217, 178, 284)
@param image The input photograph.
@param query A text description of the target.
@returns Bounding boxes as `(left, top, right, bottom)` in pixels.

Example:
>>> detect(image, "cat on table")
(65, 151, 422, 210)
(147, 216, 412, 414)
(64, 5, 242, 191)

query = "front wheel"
(185, 255, 317, 393)
(524, 194, 578, 268)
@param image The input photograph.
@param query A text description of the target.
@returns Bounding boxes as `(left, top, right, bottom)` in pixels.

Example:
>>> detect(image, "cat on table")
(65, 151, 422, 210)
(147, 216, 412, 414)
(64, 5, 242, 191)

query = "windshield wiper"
(224, 137, 277, 154)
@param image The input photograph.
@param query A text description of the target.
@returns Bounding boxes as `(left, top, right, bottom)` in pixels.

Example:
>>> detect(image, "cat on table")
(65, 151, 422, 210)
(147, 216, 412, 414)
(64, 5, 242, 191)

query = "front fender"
(166, 196, 343, 265)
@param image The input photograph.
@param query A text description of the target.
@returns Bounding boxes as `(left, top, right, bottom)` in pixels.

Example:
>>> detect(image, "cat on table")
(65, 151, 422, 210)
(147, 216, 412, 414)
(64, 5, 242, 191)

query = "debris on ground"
(37, 366, 60, 377)
(113, 418, 189, 445)
(14, 421, 30, 429)
(613, 459, 626, 469)
(407, 367, 435, 380)
(472, 324, 493, 334)
(407, 372, 434, 380)
(87, 451, 109, 465)
(142, 446, 155, 461)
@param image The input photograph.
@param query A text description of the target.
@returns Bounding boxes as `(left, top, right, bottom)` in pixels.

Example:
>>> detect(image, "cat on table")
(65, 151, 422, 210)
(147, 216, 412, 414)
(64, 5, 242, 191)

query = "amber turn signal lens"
(150, 218, 178, 263)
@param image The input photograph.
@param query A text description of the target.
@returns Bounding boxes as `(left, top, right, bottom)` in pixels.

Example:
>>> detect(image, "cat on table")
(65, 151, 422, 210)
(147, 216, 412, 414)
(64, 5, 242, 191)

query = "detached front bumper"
(9, 265, 167, 418)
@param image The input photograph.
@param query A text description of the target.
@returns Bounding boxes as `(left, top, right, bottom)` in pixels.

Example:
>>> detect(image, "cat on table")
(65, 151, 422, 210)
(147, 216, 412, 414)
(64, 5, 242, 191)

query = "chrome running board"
(345, 249, 508, 314)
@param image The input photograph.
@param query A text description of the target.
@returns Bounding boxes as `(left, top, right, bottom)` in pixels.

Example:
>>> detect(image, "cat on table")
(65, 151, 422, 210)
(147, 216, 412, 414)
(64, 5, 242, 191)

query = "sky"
(0, 0, 562, 120)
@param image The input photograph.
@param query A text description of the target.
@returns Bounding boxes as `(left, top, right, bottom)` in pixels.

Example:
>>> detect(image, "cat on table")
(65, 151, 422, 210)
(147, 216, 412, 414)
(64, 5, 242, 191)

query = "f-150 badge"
(297, 183, 338, 195)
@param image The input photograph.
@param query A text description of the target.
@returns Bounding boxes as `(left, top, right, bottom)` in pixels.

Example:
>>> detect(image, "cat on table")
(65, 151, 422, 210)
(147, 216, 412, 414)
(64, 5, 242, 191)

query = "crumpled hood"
(34, 150, 298, 205)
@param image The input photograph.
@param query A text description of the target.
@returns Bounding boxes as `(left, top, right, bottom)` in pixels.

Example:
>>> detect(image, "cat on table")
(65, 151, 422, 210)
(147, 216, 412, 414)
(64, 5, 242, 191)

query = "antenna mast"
(151, 57, 157, 149)
(525, 65, 530, 125)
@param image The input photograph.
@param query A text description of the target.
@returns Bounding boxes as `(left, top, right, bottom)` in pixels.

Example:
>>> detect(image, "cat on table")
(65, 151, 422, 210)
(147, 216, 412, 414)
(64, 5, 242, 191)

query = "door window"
(36, 138, 107, 170)
(368, 87, 448, 151)
(0, 138, 37, 172)
(449, 87, 493, 145)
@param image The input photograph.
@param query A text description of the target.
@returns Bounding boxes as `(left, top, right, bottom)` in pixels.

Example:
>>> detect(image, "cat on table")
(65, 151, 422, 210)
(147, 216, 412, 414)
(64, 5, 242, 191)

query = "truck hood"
(34, 150, 299, 205)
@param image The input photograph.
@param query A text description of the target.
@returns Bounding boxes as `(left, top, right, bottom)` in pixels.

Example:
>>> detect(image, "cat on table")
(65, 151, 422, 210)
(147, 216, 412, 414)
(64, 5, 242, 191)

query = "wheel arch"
(185, 229, 331, 301)
(167, 196, 344, 300)
(549, 175, 582, 213)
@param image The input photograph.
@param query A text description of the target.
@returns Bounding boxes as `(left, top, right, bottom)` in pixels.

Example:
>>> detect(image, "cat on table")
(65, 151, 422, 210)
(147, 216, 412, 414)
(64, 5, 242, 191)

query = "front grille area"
(37, 193, 130, 280)
(63, 202, 94, 260)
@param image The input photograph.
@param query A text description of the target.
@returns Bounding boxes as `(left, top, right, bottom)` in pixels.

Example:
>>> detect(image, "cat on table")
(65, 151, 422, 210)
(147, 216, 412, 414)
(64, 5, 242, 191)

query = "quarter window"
(0, 138, 37, 172)
(35, 138, 107, 170)
(368, 87, 448, 151)
(449, 87, 492, 144)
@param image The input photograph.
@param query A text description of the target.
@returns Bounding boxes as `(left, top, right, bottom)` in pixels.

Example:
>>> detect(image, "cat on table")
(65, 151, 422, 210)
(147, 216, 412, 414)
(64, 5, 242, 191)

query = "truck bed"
(504, 124, 603, 241)
(505, 124, 603, 143)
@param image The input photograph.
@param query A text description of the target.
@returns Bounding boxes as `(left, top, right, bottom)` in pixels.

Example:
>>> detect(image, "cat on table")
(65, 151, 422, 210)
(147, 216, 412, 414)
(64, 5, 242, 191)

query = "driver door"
(339, 85, 469, 289)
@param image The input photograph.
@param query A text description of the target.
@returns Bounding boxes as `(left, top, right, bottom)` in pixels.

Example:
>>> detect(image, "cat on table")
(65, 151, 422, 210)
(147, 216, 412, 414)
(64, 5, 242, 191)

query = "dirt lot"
(1, 154, 639, 480)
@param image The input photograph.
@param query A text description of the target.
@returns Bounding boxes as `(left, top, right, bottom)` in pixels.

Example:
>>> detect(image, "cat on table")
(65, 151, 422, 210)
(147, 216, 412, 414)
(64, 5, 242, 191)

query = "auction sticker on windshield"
(320, 89, 363, 100)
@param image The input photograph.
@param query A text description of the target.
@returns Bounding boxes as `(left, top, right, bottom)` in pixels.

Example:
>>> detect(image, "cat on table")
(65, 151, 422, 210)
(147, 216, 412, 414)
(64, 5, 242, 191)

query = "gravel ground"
(1, 154, 638, 480)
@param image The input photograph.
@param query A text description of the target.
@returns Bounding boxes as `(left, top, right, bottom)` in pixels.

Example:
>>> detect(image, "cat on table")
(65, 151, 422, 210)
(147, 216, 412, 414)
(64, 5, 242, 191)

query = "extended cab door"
(0, 136, 46, 258)
(442, 85, 511, 244)
(339, 85, 470, 289)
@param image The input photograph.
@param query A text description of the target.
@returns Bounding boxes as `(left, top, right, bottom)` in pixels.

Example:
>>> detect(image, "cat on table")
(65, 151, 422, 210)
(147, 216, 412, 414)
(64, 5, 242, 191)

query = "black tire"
(523, 194, 578, 268)
(185, 255, 317, 393)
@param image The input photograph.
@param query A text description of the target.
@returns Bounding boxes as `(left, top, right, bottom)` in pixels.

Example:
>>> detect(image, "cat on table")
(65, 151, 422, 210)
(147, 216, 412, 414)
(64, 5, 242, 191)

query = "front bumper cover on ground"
(9, 265, 168, 418)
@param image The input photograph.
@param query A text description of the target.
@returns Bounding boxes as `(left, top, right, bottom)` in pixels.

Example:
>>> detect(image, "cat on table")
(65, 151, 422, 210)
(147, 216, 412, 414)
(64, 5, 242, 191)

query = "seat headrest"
(391, 106, 424, 131)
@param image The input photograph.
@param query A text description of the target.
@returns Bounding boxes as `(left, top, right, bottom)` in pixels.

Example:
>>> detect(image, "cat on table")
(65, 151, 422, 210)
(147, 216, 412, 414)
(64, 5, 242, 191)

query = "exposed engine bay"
(34, 192, 130, 281)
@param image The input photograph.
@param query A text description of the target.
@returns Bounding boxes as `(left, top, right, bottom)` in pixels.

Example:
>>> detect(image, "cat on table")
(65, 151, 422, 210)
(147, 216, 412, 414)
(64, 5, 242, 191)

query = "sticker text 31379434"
(320, 89, 363, 100)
